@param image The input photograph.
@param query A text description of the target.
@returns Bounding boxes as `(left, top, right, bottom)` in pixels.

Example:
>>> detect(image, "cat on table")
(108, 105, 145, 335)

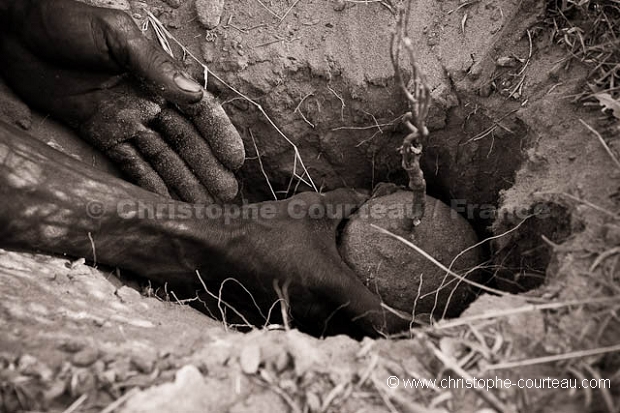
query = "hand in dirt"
(194, 189, 413, 337)
(0, 0, 244, 203)
(0, 122, 411, 337)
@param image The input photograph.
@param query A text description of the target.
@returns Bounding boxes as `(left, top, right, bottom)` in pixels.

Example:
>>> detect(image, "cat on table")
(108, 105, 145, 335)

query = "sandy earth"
(1, 0, 619, 412)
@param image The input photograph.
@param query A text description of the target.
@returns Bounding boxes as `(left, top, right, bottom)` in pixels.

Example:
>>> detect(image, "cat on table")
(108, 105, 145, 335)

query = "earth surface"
(0, 0, 619, 412)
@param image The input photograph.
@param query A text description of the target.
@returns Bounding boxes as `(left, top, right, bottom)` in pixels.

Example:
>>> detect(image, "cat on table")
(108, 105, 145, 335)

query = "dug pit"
(0, 0, 579, 333)
(1, 0, 618, 411)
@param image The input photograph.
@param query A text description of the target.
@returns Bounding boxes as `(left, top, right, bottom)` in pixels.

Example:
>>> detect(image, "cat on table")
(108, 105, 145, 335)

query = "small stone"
(162, 0, 181, 8)
(18, 355, 53, 380)
(333, 0, 346, 11)
(59, 340, 85, 353)
(70, 369, 96, 397)
(72, 348, 99, 367)
(468, 62, 483, 80)
(240, 344, 261, 375)
(43, 380, 67, 402)
(479, 83, 493, 97)
(101, 369, 117, 384)
(131, 355, 155, 374)
(195, 0, 225, 29)
(496, 56, 518, 67)
(604, 224, 620, 245)
(17, 354, 39, 371)
(273, 351, 291, 373)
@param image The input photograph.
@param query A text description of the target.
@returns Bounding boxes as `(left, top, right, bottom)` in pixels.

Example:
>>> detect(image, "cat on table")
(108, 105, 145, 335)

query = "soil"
(1, 0, 619, 412)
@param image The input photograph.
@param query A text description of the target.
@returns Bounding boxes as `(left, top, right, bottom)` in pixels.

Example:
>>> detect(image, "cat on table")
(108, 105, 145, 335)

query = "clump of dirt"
(341, 192, 483, 321)
(1, 0, 619, 411)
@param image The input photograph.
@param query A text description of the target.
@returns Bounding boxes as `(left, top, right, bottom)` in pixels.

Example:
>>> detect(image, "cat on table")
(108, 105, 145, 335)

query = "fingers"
(97, 8, 204, 106)
(106, 143, 170, 198)
(132, 130, 215, 204)
(334, 276, 413, 336)
(5, 0, 203, 108)
(316, 260, 412, 336)
(154, 109, 239, 202)
(98, 10, 245, 172)
(178, 93, 245, 171)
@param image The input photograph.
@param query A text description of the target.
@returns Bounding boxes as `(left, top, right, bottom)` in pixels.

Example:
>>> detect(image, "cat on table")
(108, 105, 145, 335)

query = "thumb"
(99, 9, 204, 105)
(321, 260, 413, 336)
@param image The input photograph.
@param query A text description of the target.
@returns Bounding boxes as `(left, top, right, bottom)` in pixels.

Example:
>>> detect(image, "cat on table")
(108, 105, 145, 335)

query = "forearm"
(0, 0, 14, 27)
(0, 0, 13, 12)
(0, 121, 232, 284)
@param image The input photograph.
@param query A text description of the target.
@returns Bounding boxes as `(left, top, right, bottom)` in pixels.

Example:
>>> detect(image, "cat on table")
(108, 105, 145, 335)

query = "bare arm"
(0, 121, 233, 284)
(0, 0, 244, 203)
(0, 121, 411, 336)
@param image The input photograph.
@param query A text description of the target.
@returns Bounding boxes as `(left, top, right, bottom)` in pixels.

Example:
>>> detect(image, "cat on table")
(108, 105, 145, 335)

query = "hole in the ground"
(125, 106, 578, 339)
(491, 202, 581, 293)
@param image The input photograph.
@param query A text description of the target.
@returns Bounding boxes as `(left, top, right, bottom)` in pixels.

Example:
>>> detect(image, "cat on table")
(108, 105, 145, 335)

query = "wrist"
(0, 121, 235, 284)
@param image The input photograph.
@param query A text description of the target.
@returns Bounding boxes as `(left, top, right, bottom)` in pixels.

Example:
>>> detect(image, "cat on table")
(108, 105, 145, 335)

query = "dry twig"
(390, 0, 431, 226)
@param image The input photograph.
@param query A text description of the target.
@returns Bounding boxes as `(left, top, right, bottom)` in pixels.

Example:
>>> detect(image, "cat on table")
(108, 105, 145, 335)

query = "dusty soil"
(1, 0, 619, 412)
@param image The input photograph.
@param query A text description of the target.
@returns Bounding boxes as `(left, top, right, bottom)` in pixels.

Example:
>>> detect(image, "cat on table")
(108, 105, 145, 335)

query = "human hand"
(0, 0, 243, 203)
(190, 189, 413, 337)
(0, 120, 410, 336)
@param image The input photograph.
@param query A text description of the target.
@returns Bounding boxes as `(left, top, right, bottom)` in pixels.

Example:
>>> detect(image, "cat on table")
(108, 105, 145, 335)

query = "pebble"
(72, 348, 99, 367)
(240, 344, 261, 375)
(195, 0, 225, 29)
(131, 355, 155, 374)
(70, 369, 96, 397)
(162, 0, 181, 8)
(604, 224, 620, 245)
(59, 340, 84, 353)
(333, 0, 346, 11)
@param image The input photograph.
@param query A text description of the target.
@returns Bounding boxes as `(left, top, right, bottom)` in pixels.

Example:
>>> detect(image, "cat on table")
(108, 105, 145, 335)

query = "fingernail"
(174, 74, 202, 93)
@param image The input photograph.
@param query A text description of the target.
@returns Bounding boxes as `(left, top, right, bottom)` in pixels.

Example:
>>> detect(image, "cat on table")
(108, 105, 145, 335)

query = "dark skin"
(0, 0, 411, 336)
(0, 0, 243, 204)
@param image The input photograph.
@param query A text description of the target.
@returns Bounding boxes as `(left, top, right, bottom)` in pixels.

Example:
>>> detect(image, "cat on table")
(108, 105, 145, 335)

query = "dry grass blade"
(537, 191, 620, 219)
(433, 295, 620, 329)
(579, 118, 620, 169)
(249, 129, 278, 200)
(254, 0, 281, 19)
(485, 343, 620, 371)
(581, 362, 615, 413)
(548, 1, 620, 100)
(432, 216, 533, 320)
(272, 279, 291, 331)
(278, 0, 303, 27)
(61, 394, 87, 413)
(100, 388, 141, 413)
(424, 339, 515, 413)
(195, 270, 255, 331)
(294, 92, 315, 128)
